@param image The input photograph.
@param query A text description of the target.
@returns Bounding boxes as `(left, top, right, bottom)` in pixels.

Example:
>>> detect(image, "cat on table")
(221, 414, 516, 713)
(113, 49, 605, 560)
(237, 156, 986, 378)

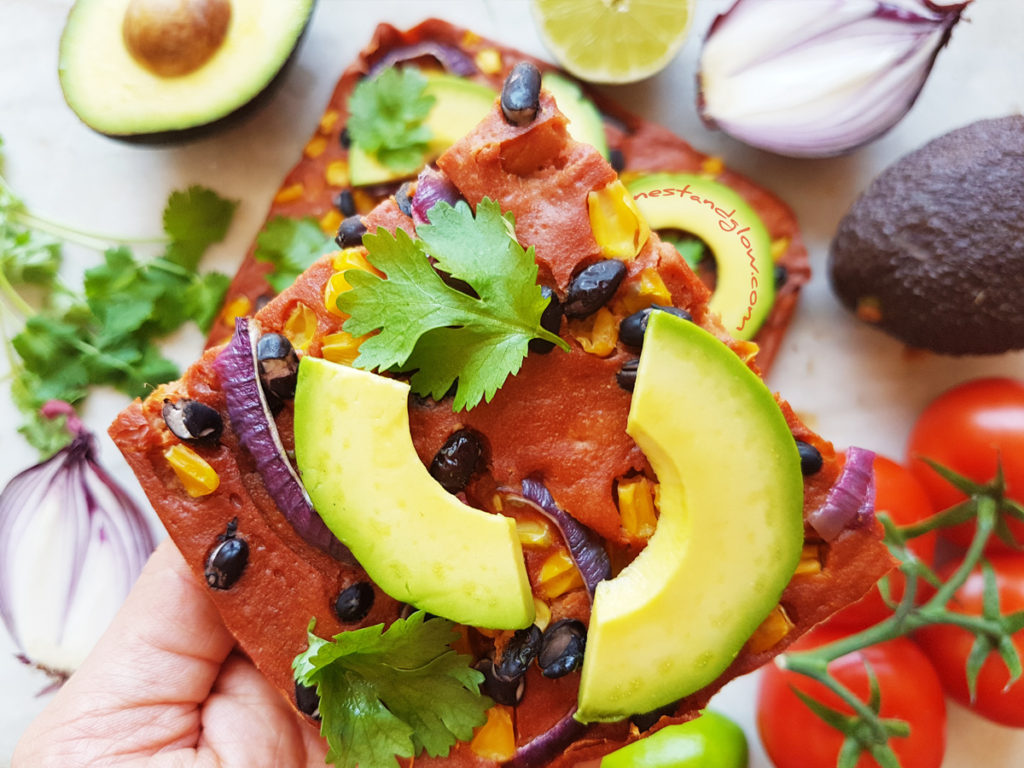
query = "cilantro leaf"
(254, 215, 335, 293)
(347, 67, 436, 173)
(339, 198, 567, 410)
(660, 231, 708, 270)
(293, 612, 490, 768)
(183, 270, 231, 333)
(162, 185, 237, 270)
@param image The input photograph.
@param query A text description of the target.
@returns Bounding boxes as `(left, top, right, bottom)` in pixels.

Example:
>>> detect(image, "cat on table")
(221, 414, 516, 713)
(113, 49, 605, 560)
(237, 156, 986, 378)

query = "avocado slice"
(348, 73, 498, 187)
(628, 173, 774, 340)
(59, 0, 315, 140)
(576, 312, 803, 722)
(542, 72, 610, 159)
(293, 356, 534, 630)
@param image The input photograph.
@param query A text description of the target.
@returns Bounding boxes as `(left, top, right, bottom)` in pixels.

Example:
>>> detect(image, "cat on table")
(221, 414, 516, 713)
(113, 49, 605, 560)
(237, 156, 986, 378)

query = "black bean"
(257, 333, 299, 402)
(334, 582, 375, 623)
(429, 429, 483, 494)
(395, 182, 414, 218)
(609, 147, 626, 173)
(295, 680, 321, 720)
(538, 619, 586, 678)
(564, 259, 627, 318)
(205, 519, 248, 590)
(494, 625, 543, 681)
(161, 398, 223, 443)
(333, 189, 357, 217)
(254, 293, 274, 312)
(619, 305, 693, 348)
(774, 263, 789, 289)
(474, 658, 526, 706)
(529, 286, 563, 354)
(797, 440, 823, 476)
(501, 62, 542, 126)
(339, 126, 351, 149)
(335, 215, 367, 249)
(617, 358, 639, 392)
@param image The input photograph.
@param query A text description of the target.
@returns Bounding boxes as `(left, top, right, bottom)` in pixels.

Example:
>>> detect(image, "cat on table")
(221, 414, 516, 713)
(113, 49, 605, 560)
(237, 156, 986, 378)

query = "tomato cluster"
(757, 378, 1024, 768)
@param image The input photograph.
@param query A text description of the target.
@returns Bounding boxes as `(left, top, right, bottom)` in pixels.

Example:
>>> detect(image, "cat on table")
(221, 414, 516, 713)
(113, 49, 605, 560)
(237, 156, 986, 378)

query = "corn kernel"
(332, 247, 380, 276)
(352, 189, 376, 214)
(733, 340, 760, 364)
(164, 444, 220, 497)
(587, 179, 651, 261)
(617, 476, 658, 539)
(795, 543, 823, 576)
(700, 156, 725, 176)
(567, 307, 617, 357)
(273, 183, 304, 205)
(533, 598, 552, 632)
(284, 303, 318, 352)
(516, 518, 553, 548)
(461, 30, 482, 47)
(218, 295, 252, 327)
(319, 109, 340, 134)
(304, 136, 328, 159)
(320, 330, 364, 366)
(770, 237, 790, 262)
(319, 209, 343, 236)
(325, 159, 349, 188)
(537, 550, 584, 599)
(323, 272, 353, 317)
(613, 268, 672, 315)
(747, 604, 794, 654)
(475, 47, 503, 75)
(470, 705, 515, 762)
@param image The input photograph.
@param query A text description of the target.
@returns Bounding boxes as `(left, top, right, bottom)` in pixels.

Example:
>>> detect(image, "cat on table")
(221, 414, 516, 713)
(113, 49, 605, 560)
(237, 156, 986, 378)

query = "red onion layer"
(411, 166, 463, 229)
(807, 445, 877, 542)
(367, 42, 478, 78)
(507, 707, 588, 768)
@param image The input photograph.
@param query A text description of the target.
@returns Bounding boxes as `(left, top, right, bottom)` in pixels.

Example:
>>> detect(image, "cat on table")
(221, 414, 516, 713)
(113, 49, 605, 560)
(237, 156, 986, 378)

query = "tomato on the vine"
(915, 555, 1024, 727)
(757, 627, 946, 768)
(829, 453, 937, 630)
(907, 377, 1024, 552)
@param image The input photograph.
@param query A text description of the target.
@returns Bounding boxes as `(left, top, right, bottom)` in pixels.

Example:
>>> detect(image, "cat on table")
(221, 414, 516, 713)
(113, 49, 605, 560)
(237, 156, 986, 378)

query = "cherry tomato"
(829, 453, 937, 629)
(907, 377, 1024, 552)
(757, 627, 946, 768)
(915, 555, 1024, 727)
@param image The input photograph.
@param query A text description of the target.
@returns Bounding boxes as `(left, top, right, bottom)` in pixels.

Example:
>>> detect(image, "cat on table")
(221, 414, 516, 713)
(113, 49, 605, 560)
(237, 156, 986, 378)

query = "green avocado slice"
(576, 312, 803, 722)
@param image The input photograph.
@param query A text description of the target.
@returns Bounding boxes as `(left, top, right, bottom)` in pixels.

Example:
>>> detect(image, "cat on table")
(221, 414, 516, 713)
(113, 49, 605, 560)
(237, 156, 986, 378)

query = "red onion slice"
(807, 446, 877, 542)
(507, 707, 588, 768)
(699, 0, 969, 157)
(214, 318, 353, 562)
(508, 478, 611, 598)
(367, 42, 478, 78)
(411, 166, 463, 229)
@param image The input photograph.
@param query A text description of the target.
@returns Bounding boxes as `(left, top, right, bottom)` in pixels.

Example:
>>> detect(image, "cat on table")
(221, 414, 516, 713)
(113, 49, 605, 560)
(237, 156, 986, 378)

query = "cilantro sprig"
(253, 215, 335, 294)
(0, 137, 237, 453)
(338, 198, 568, 411)
(347, 67, 437, 173)
(293, 611, 491, 768)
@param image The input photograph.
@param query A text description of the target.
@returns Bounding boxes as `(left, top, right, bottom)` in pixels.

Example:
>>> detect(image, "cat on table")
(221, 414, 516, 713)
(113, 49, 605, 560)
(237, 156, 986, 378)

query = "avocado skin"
(828, 116, 1024, 355)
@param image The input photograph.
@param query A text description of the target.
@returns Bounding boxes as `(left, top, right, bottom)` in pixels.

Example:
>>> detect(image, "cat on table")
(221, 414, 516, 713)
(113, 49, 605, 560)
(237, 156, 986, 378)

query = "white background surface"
(2, 0, 1024, 765)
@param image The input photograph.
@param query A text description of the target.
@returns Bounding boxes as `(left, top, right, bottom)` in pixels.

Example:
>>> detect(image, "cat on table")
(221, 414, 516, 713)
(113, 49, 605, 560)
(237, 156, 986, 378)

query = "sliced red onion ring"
(699, 0, 969, 157)
(507, 707, 588, 768)
(807, 446, 877, 542)
(411, 166, 462, 228)
(511, 478, 611, 598)
(367, 41, 478, 79)
(214, 318, 353, 562)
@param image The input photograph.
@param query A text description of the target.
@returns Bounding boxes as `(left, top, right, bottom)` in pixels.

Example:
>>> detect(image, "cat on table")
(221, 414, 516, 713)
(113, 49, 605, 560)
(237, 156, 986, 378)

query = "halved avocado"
(58, 0, 315, 141)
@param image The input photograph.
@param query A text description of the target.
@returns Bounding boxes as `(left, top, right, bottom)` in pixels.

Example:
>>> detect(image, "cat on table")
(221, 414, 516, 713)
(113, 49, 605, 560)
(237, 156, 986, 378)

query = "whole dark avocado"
(828, 115, 1024, 355)
(58, 0, 316, 142)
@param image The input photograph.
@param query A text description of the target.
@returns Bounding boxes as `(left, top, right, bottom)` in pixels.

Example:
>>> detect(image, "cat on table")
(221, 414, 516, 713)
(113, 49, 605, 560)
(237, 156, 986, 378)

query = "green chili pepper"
(601, 710, 748, 768)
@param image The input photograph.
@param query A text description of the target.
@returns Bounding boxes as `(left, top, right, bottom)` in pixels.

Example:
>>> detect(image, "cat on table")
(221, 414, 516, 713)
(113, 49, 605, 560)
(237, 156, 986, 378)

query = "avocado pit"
(122, 0, 231, 77)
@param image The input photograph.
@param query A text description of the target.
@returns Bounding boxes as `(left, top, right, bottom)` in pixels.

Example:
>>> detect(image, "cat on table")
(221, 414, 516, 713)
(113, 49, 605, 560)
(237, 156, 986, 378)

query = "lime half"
(531, 0, 694, 84)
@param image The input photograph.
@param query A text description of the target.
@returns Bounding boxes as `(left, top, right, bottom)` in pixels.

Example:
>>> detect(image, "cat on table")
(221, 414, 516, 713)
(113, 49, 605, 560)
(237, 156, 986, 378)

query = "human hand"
(13, 539, 328, 768)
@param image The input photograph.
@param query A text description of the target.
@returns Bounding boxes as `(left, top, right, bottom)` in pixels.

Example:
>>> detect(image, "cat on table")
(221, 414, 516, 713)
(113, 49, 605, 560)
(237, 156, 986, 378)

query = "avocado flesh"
(59, 0, 314, 137)
(348, 74, 498, 187)
(576, 313, 803, 722)
(293, 357, 534, 630)
(628, 174, 774, 341)
(542, 72, 610, 159)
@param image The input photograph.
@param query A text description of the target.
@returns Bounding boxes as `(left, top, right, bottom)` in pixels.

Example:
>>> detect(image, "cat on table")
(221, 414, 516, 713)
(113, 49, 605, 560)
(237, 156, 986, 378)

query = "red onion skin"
(807, 446, 877, 542)
(507, 707, 588, 768)
(367, 41, 478, 79)
(411, 166, 462, 229)
(214, 318, 353, 562)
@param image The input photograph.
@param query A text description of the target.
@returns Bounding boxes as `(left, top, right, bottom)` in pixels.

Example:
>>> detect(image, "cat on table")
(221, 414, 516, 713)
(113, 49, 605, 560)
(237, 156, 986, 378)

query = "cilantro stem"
(0, 265, 34, 317)
(8, 209, 168, 251)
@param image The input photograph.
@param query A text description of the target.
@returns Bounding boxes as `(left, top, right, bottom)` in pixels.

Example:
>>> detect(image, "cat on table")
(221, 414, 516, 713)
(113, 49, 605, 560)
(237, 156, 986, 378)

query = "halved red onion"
(698, 0, 969, 157)
(214, 318, 353, 562)
(411, 166, 462, 228)
(807, 446, 877, 542)
(507, 707, 588, 768)
(367, 41, 478, 78)
(0, 401, 154, 681)
(510, 478, 611, 598)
